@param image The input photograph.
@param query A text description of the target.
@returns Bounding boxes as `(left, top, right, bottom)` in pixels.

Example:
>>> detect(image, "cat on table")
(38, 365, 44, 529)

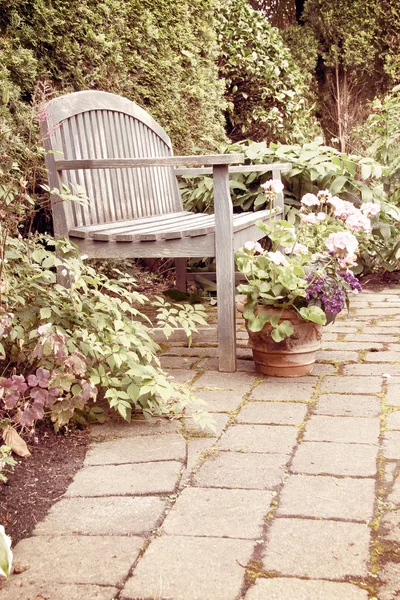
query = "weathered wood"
(213, 164, 236, 373)
(55, 154, 245, 171)
(175, 163, 292, 176)
(175, 258, 187, 291)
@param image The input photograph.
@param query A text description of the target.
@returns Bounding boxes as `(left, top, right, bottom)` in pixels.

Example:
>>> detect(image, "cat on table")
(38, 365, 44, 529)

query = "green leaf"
(299, 306, 326, 325)
(40, 307, 52, 319)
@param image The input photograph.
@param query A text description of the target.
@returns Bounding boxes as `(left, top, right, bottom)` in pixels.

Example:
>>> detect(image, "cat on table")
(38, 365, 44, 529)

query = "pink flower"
(317, 189, 332, 203)
(301, 213, 317, 225)
(301, 193, 320, 207)
(360, 202, 380, 217)
(345, 212, 371, 232)
(316, 212, 326, 221)
(326, 231, 359, 256)
(244, 241, 263, 254)
(339, 254, 358, 268)
(261, 179, 284, 194)
(285, 243, 308, 256)
(266, 251, 288, 266)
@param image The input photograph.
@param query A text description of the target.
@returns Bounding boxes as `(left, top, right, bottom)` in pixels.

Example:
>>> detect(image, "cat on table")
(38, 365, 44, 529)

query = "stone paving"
(2, 286, 400, 599)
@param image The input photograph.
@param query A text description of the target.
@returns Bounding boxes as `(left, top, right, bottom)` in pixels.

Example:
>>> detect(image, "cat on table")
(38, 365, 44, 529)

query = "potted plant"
(236, 185, 378, 377)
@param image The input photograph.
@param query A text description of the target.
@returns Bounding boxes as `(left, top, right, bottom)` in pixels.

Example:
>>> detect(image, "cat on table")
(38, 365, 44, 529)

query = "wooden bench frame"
(41, 90, 290, 372)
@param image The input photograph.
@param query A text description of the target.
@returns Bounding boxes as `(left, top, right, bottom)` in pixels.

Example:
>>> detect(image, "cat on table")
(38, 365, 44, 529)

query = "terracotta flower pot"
(237, 300, 322, 377)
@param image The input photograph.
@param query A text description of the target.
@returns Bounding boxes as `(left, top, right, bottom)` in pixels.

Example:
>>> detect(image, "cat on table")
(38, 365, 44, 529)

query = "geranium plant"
(235, 185, 376, 342)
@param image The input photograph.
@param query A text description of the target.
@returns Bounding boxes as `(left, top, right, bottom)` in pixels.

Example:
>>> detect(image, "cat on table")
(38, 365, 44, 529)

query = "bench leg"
(175, 258, 187, 291)
(213, 164, 237, 373)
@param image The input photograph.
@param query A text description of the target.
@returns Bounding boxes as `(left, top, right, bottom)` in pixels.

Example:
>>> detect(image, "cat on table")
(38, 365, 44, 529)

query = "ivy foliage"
(215, 0, 320, 144)
(0, 0, 226, 154)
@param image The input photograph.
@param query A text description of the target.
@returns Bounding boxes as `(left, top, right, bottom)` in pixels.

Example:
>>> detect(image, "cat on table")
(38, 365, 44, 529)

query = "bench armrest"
(55, 154, 245, 171)
(175, 162, 292, 176)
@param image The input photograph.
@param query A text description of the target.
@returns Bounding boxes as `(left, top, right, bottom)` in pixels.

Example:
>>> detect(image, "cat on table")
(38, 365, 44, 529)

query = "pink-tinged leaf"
(82, 380, 96, 401)
(72, 394, 86, 410)
(32, 343, 43, 358)
(27, 374, 39, 387)
(0, 377, 13, 390)
(10, 375, 28, 394)
(38, 323, 52, 335)
(3, 392, 20, 409)
(19, 406, 38, 427)
(48, 387, 60, 397)
(64, 353, 86, 377)
(30, 387, 48, 403)
(36, 368, 50, 388)
(45, 393, 59, 407)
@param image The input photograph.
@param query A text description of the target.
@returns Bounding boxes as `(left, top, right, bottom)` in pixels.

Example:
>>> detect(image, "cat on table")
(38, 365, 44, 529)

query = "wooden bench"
(41, 90, 290, 372)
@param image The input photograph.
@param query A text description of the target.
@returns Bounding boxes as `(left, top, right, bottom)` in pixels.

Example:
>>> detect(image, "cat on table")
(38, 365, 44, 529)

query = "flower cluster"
(300, 189, 380, 234)
(235, 181, 366, 339)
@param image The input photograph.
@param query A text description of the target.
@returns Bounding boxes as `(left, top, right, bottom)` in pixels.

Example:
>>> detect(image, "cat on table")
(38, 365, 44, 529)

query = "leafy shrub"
(0, 235, 213, 433)
(0, 0, 226, 155)
(216, 0, 320, 143)
(353, 84, 400, 203)
(180, 138, 400, 273)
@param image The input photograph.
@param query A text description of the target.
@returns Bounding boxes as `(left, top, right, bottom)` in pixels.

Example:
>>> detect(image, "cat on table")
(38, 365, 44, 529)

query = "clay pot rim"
(237, 297, 304, 321)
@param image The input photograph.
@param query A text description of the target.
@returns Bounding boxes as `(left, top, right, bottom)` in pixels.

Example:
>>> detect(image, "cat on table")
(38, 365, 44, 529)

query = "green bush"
(353, 84, 400, 204)
(0, 0, 226, 154)
(0, 234, 213, 433)
(216, 0, 320, 143)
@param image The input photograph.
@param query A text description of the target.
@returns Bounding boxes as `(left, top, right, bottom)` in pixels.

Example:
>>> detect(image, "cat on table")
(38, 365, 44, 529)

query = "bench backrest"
(40, 91, 182, 237)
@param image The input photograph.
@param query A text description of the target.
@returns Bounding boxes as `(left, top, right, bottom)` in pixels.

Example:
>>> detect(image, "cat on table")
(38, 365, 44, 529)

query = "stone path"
(2, 286, 400, 599)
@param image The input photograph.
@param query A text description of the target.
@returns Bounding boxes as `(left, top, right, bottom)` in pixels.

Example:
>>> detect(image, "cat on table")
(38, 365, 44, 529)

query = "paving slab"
(388, 476, 400, 504)
(376, 562, 400, 600)
(321, 376, 382, 394)
(196, 357, 256, 372)
(34, 496, 167, 536)
(303, 415, 380, 444)
(321, 341, 383, 350)
(84, 433, 186, 466)
(121, 536, 254, 600)
(277, 474, 375, 521)
(344, 333, 399, 342)
(386, 410, 400, 429)
(194, 371, 256, 391)
(365, 351, 400, 362)
(291, 441, 378, 476)
(196, 389, 244, 412)
(317, 350, 359, 362)
(386, 384, 400, 406)
(383, 431, 400, 460)
(182, 437, 216, 480)
(0, 582, 119, 600)
(169, 369, 198, 384)
(380, 509, 400, 542)
(250, 379, 316, 401)
(194, 450, 288, 489)
(8, 535, 143, 586)
(236, 401, 307, 425)
(315, 394, 381, 417)
(65, 461, 182, 496)
(162, 487, 272, 538)
(310, 363, 337, 375)
(217, 424, 298, 454)
(343, 364, 399, 376)
(262, 518, 370, 579)
(160, 355, 196, 369)
(246, 578, 369, 600)
(182, 412, 230, 437)
(90, 417, 181, 439)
